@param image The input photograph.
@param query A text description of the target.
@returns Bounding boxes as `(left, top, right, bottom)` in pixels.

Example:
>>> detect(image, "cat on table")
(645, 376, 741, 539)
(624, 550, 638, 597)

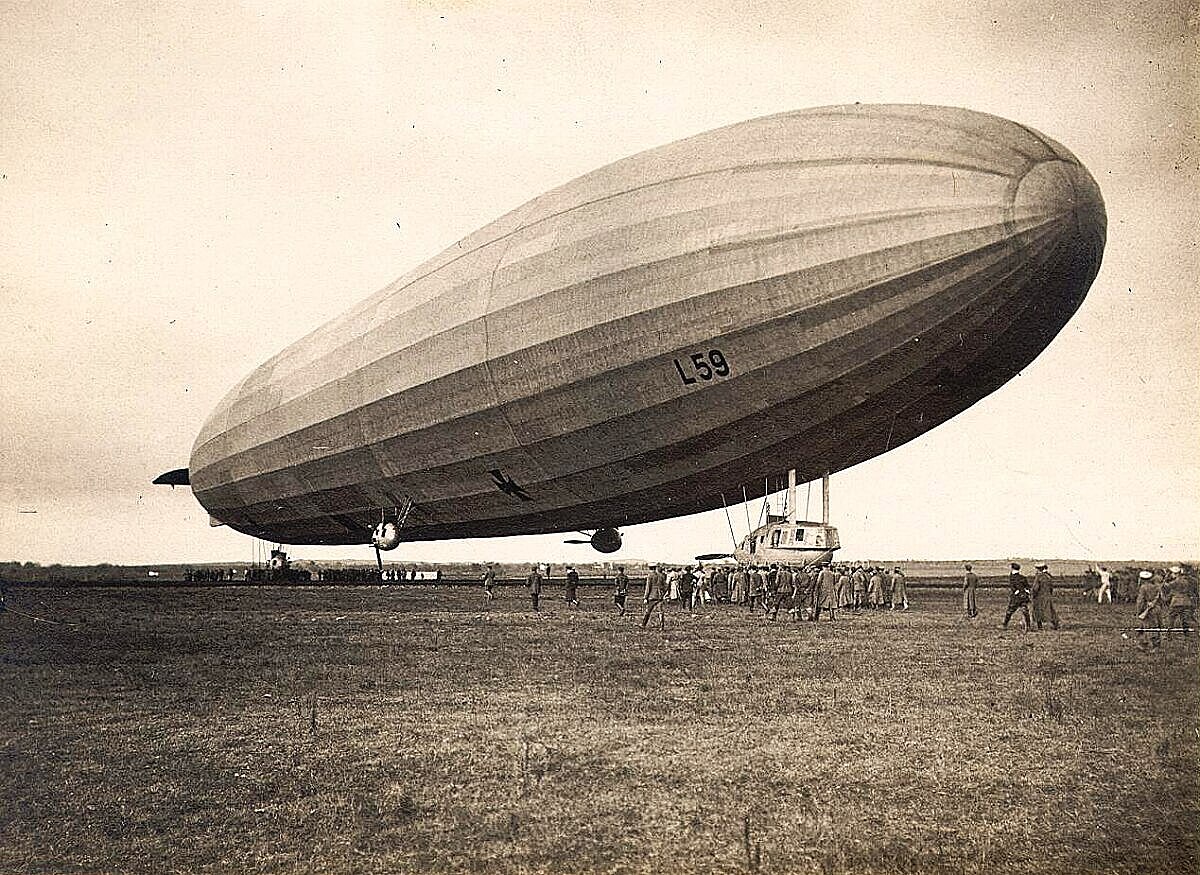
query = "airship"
(157, 104, 1106, 557)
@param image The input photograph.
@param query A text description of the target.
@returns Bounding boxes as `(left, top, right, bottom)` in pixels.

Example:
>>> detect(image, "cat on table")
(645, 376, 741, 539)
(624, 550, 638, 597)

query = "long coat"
(1030, 571, 1055, 622)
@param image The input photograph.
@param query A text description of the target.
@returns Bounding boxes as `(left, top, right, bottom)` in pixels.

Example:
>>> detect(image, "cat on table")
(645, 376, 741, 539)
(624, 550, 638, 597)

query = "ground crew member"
(792, 566, 812, 619)
(1030, 562, 1060, 631)
(770, 565, 793, 621)
(1164, 566, 1194, 635)
(1097, 566, 1112, 604)
(1135, 569, 1162, 646)
(963, 563, 979, 619)
(731, 565, 747, 605)
(749, 566, 765, 612)
(564, 565, 580, 607)
(712, 566, 730, 602)
(526, 564, 543, 611)
(613, 566, 629, 615)
(481, 564, 497, 603)
(890, 567, 908, 610)
(868, 568, 884, 608)
(851, 566, 867, 610)
(814, 564, 837, 621)
(1001, 563, 1031, 630)
(677, 565, 695, 612)
(641, 564, 666, 628)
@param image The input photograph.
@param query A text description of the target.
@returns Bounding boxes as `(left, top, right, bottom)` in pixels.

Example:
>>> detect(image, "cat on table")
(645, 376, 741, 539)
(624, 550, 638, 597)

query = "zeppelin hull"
(189, 105, 1106, 545)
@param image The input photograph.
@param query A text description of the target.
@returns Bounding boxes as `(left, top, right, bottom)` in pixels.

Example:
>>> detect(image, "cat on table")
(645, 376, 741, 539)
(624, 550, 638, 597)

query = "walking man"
(1135, 569, 1163, 646)
(1001, 563, 1032, 630)
(526, 564, 543, 611)
(613, 565, 629, 616)
(1163, 566, 1194, 636)
(963, 563, 979, 619)
(1030, 562, 1060, 631)
(641, 564, 666, 628)
(814, 563, 838, 621)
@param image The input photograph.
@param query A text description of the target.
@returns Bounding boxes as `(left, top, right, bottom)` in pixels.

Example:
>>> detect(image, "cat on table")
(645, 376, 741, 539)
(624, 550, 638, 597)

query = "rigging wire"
(720, 493, 739, 551)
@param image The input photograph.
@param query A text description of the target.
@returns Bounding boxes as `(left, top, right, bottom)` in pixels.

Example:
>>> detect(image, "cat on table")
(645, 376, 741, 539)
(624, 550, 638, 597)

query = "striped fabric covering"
(189, 104, 1106, 545)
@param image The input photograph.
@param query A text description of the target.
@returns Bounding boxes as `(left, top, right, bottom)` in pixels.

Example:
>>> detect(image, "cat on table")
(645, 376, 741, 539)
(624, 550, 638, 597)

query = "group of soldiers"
(1129, 565, 1197, 645)
(987, 561, 1197, 642)
(634, 562, 910, 627)
(503, 561, 911, 627)
(996, 562, 1061, 631)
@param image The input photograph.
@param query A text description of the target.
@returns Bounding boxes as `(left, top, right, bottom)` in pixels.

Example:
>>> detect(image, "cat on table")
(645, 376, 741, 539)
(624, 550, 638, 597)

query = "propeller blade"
(375, 544, 383, 572)
(563, 539, 591, 544)
(695, 552, 734, 561)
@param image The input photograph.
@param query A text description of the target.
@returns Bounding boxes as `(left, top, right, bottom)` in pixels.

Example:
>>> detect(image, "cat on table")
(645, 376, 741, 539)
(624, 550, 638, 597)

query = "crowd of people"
(507, 561, 913, 627)
(497, 559, 1200, 643)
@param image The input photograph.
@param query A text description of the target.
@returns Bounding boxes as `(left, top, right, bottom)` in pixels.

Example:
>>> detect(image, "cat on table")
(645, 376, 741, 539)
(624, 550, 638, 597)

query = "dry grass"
(1, 583, 1196, 874)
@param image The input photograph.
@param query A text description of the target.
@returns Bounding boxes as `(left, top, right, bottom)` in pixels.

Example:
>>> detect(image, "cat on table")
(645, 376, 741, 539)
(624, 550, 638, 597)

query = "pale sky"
(1, 1, 1196, 566)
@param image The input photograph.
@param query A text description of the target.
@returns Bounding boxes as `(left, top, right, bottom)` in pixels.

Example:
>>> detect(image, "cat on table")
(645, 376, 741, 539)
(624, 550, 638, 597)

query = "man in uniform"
(792, 565, 812, 619)
(641, 564, 666, 628)
(613, 565, 629, 615)
(868, 567, 885, 609)
(564, 565, 580, 608)
(770, 564, 793, 621)
(1135, 569, 1163, 646)
(1001, 562, 1032, 630)
(1030, 562, 1060, 631)
(851, 566, 868, 611)
(1163, 565, 1194, 636)
(814, 563, 838, 621)
(962, 563, 979, 619)
(890, 566, 908, 611)
(711, 565, 729, 603)
(677, 565, 695, 612)
(526, 564, 543, 611)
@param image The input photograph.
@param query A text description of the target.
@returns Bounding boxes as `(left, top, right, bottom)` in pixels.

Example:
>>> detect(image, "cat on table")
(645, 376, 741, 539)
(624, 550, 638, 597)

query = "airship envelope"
(186, 104, 1106, 547)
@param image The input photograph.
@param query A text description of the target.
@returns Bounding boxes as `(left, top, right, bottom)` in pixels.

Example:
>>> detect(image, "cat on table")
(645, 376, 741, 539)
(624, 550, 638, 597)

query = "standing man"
(564, 565, 580, 608)
(526, 564, 543, 611)
(868, 567, 885, 609)
(851, 566, 868, 611)
(890, 566, 909, 611)
(963, 563, 979, 619)
(1001, 563, 1032, 630)
(814, 563, 838, 621)
(613, 565, 630, 616)
(641, 564, 666, 628)
(1030, 562, 1060, 631)
(677, 565, 695, 613)
(771, 564, 793, 621)
(1135, 569, 1163, 647)
(1097, 566, 1113, 604)
(1163, 566, 1194, 636)
(481, 563, 497, 603)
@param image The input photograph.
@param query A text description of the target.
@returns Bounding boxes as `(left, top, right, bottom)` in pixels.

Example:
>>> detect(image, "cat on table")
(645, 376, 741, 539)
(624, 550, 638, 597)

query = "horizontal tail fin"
(153, 468, 190, 486)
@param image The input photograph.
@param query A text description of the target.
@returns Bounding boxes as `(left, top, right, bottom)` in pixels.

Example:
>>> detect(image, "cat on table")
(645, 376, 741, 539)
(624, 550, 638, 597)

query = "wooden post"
(822, 471, 830, 526)
(787, 469, 798, 524)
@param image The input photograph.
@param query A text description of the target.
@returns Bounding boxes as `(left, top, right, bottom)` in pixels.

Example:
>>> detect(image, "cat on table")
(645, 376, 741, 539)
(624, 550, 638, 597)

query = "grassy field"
(1, 582, 1196, 874)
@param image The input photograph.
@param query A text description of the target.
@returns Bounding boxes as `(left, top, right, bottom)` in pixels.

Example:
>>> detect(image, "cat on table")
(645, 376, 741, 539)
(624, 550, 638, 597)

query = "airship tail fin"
(153, 467, 190, 486)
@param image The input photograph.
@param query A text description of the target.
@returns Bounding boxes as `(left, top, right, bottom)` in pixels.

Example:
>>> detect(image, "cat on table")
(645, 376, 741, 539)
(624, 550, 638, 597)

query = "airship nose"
(1013, 153, 1107, 255)
(1012, 153, 1107, 312)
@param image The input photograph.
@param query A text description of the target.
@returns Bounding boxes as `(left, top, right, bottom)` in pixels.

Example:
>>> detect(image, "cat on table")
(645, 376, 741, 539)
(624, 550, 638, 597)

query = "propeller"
(695, 552, 734, 561)
(562, 539, 591, 544)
